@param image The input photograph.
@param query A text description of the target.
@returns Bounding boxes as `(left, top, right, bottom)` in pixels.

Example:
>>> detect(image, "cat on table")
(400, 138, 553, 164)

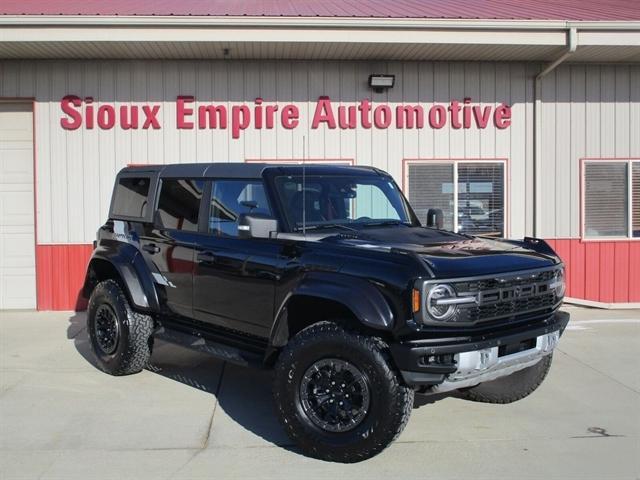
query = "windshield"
(273, 174, 415, 231)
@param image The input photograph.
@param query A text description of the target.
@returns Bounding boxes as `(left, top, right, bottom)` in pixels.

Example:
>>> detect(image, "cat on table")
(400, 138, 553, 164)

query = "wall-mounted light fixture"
(368, 74, 395, 93)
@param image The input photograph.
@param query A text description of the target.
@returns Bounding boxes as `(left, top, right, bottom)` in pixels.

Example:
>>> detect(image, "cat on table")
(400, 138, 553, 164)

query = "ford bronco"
(83, 163, 568, 462)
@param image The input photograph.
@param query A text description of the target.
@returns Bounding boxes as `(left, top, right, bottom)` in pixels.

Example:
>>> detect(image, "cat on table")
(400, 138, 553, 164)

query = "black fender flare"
(83, 242, 160, 313)
(269, 271, 394, 348)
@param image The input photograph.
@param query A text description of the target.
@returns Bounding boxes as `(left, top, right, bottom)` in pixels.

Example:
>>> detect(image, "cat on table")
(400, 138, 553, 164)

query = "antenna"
(302, 136, 306, 236)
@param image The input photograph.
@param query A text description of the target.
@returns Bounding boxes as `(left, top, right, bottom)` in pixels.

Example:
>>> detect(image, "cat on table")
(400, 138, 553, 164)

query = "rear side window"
(111, 177, 151, 219)
(156, 179, 204, 232)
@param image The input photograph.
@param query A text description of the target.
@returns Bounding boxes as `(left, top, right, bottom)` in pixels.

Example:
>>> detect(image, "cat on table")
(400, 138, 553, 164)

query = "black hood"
(321, 225, 559, 278)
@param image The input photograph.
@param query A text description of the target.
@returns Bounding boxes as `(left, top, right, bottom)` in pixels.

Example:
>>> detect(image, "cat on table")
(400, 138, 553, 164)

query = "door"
(139, 178, 205, 318)
(193, 178, 281, 337)
(0, 102, 36, 309)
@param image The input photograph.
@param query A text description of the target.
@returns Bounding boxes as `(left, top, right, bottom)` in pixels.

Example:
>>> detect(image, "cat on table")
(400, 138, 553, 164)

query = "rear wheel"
(273, 321, 413, 463)
(459, 354, 553, 404)
(87, 279, 154, 376)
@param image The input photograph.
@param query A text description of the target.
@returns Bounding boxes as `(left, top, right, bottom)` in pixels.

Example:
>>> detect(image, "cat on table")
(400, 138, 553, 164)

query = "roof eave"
(1, 15, 639, 30)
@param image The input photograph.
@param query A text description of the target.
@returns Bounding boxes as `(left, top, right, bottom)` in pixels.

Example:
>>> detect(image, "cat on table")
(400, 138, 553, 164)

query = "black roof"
(118, 163, 385, 179)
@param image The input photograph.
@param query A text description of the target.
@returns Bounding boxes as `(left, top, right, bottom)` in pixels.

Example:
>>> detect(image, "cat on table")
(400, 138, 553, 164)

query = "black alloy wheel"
(93, 304, 120, 355)
(299, 358, 370, 433)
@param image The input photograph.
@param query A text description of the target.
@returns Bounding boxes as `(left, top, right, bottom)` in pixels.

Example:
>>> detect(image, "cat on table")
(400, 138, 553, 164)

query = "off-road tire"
(459, 354, 553, 404)
(87, 279, 154, 376)
(273, 321, 414, 463)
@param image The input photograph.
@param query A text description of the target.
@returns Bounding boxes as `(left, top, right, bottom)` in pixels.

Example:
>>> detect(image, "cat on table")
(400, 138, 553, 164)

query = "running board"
(154, 326, 265, 368)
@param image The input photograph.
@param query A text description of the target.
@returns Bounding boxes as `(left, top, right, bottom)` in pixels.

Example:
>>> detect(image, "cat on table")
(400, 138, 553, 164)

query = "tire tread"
(460, 354, 553, 404)
(273, 321, 413, 463)
(88, 279, 154, 376)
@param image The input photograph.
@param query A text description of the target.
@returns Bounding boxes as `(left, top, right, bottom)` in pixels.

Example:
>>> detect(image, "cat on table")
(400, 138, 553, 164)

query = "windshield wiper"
(359, 220, 411, 227)
(296, 223, 359, 233)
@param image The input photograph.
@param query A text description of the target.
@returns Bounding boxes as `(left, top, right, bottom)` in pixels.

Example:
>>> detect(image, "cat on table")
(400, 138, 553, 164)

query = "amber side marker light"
(412, 289, 421, 313)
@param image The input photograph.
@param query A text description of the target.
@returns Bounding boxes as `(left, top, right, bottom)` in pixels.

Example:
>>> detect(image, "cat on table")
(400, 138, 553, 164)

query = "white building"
(0, 0, 639, 309)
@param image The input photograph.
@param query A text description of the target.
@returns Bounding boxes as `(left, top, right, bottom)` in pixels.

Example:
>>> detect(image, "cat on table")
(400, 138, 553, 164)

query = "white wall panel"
(49, 62, 69, 243)
(524, 64, 536, 238)
(464, 62, 481, 158)
(97, 62, 117, 230)
(509, 63, 528, 238)
(323, 61, 341, 160)
(260, 61, 278, 160)
(82, 62, 101, 242)
(555, 67, 571, 237)
(1, 59, 637, 244)
(33, 61, 52, 244)
(433, 63, 450, 159)
(338, 62, 356, 160)
(290, 62, 309, 160)
(449, 63, 465, 159)
(66, 62, 85, 242)
(417, 62, 435, 159)
(569, 65, 586, 237)
(538, 64, 640, 238)
(355, 62, 373, 168)
(370, 60, 388, 173)
(631, 66, 640, 158)
(275, 62, 293, 159)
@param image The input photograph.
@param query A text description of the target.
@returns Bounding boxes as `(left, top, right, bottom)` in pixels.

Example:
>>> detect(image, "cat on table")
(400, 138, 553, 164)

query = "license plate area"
(498, 337, 537, 357)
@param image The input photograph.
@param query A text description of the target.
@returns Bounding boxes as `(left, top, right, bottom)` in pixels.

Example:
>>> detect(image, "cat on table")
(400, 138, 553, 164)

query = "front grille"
(466, 292, 557, 323)
(422, 266, 562, 325)
(454, 269, 556, 293)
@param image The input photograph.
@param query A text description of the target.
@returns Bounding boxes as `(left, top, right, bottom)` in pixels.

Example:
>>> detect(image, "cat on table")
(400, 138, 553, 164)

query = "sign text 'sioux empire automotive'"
(60, 95, 512, 139)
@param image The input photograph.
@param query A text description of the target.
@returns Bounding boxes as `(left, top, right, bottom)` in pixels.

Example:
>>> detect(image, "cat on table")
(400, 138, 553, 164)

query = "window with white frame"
(583, 160, 640, 239)
(407, 161, 506, 237)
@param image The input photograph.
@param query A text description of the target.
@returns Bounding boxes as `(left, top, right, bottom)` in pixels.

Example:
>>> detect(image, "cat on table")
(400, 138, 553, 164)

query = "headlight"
(426, 284, 458, 321)
(551, 268, 566, 298)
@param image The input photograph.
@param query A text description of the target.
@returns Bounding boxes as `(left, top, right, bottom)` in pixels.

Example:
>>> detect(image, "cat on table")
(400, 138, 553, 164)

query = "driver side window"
(208, 179, 271, 237)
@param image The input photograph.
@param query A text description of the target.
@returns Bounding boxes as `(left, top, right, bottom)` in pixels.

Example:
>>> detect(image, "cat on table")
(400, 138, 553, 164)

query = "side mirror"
(238, 213, 278, 239)
(426, 208, 444, 229)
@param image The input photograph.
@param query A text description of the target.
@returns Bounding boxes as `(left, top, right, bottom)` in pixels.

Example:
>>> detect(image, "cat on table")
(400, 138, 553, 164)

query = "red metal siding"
(36, 244, 93, 311)
(2, 0, 639, 21)
(630, 246, 640, 301)
(546, 239, 640, 303)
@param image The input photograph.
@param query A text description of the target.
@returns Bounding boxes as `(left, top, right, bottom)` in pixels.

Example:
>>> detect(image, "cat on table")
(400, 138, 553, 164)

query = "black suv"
(83, 163, 569, 463)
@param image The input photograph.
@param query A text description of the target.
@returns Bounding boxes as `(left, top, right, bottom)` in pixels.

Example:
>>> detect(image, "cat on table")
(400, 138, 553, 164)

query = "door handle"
(142, 243, 160, 254)
(197, 251, 217, 264)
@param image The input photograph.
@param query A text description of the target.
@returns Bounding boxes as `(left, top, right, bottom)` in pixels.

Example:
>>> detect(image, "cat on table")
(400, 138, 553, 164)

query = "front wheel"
(273, 321, 414, 463)
(459, 354, 553, 404)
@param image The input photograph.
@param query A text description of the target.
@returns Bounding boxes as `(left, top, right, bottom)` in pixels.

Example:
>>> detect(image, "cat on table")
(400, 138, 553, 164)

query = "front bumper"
(390, 310, 569, 388)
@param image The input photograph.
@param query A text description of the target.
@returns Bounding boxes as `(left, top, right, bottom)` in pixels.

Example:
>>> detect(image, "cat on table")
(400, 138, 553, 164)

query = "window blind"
(407, 162, 505, 236)
(633, 162, 640, 238)
(408, 163, 454, 231)
(457, 163, 505, 237)
(584, 162, 628, 238)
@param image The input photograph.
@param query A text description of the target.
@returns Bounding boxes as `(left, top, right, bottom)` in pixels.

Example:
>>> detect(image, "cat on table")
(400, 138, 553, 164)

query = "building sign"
(60, 95, 511, 139)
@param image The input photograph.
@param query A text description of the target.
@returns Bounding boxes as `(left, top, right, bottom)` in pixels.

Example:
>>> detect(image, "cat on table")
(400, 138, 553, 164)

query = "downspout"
(533, 27, 578, 237)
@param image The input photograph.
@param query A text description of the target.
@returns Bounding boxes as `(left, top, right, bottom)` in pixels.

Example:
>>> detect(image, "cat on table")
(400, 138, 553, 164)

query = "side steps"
(154, 326, 265, 368)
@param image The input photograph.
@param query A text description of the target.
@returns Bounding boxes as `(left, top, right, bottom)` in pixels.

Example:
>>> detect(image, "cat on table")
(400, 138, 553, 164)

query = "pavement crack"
(571, 427, 625, 438)
(201, 361, 226, 450)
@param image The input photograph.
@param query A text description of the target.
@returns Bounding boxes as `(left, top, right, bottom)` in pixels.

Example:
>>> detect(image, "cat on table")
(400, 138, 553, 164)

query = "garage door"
(0, 102, 36, 309)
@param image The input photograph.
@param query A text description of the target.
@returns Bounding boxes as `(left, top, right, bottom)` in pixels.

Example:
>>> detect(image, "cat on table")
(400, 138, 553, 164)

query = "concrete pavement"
(1, 306, 639, 479)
